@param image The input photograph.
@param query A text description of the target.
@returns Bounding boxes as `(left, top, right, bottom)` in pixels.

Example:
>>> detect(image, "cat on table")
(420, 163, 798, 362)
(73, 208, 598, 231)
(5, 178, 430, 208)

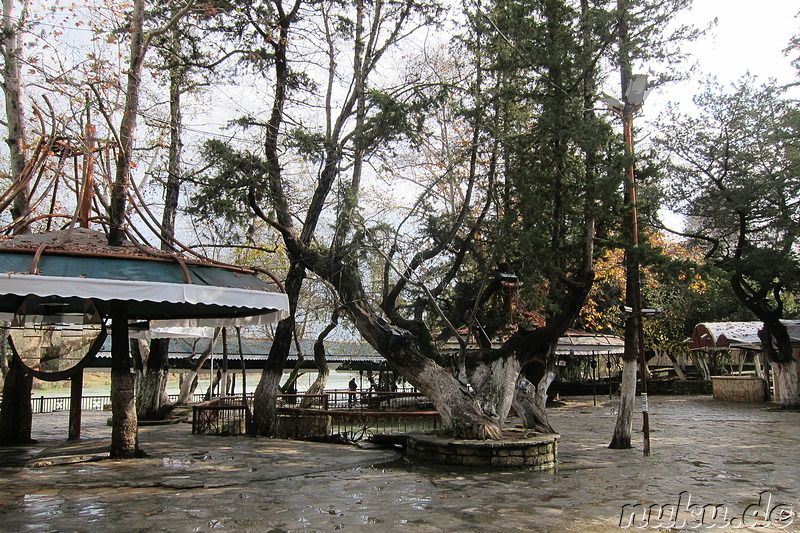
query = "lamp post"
(604, 73, 651, 457)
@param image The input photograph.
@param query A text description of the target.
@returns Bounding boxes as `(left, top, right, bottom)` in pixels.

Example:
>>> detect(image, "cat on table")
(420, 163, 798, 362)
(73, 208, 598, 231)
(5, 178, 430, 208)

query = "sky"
(661, 0, 798, 102)
(639, 1, 798, 233)
(692, 0, 797, 82)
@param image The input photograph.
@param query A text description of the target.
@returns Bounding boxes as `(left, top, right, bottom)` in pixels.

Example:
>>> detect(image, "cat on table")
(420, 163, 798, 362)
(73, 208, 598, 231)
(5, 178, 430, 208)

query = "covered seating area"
(0, 228, 289, 455)
(687, 321, 800, 401)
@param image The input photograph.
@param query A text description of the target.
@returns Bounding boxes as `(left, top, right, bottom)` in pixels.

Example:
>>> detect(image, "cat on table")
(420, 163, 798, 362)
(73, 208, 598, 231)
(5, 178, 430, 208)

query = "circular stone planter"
(406, 429, 559, 469)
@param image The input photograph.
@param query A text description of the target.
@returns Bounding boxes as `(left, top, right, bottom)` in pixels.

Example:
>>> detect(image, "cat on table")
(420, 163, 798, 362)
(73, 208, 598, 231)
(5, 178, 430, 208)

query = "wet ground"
(0, 395, 797, 532)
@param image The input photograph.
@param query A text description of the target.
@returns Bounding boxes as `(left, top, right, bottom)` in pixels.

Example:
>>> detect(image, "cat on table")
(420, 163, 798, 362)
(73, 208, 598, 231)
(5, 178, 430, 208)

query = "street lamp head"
(625, 74, 649, 105)
(601, 93, 624, 111)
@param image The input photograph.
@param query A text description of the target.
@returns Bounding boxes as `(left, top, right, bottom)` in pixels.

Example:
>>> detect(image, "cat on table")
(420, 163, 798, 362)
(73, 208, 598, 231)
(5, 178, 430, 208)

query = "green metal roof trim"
(0, 229, 288, 324)
(0, 251, 275, 291)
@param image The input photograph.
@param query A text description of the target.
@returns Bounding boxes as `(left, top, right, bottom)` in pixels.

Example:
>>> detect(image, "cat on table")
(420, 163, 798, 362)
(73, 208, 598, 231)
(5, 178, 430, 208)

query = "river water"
(31, 369, 364, 398)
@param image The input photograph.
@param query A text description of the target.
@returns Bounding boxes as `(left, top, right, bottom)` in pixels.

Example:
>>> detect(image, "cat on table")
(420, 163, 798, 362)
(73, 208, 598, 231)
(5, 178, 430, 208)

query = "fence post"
(322, 393, 329, 411)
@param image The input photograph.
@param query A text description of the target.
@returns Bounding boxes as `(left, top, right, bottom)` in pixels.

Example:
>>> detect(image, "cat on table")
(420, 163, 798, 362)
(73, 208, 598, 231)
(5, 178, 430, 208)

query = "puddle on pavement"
(162, 457, 195, 468)
(8, 398, 797, 532)
(18, 493, 109, 525)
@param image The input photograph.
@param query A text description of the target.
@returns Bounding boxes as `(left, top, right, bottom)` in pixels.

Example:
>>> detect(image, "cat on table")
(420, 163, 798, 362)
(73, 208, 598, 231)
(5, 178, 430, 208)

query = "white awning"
(0, 273, 289, 326)
(129, 325, 217, 339)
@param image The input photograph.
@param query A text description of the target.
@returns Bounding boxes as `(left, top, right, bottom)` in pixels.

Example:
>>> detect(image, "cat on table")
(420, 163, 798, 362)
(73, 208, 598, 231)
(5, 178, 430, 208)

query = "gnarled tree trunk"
(513, 349, 558, 433)
(467, 350, 522, 430)
(409, 358, 504, 439)
(759, 326, 800, 408)
(771, 360, 799, 408)
(134, 338, 172, 419)
(0, 356, 34, 445)
(176, 329, 221, 404)
(252, 262, 304, 436)
(300, 312, 337, 408)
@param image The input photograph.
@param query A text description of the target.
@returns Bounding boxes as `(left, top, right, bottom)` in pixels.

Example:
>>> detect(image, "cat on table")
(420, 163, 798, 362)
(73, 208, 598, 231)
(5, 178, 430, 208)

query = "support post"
(68, 372, 83, 440)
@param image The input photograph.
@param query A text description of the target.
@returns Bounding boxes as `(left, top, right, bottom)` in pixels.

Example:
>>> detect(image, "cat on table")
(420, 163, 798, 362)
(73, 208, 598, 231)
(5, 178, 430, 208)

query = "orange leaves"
(196, 2, 220, 16)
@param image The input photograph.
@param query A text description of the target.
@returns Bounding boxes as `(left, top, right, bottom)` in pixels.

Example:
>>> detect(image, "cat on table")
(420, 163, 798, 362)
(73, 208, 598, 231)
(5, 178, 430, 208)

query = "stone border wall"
(276, 412, 332, 439)
(406, 431, 559, 469)
(711, 376, 766, 403)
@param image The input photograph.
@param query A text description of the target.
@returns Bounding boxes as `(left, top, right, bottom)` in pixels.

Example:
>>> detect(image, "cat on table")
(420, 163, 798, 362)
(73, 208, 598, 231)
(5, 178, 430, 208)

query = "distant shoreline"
(30, 369, 363, 397)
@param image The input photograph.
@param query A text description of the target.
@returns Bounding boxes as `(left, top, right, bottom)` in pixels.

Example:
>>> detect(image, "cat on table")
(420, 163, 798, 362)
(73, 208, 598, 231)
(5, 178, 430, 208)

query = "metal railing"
(30, 393, 207, 414)
(28, 387, 424, 415)
(319, 390, 432, 411)
(275, 390, 431, 411)
(323, 409, 440, 441)
(33, 388, 440, 442)
(192, 397, 248, 436)
(190, 390, 439, 440)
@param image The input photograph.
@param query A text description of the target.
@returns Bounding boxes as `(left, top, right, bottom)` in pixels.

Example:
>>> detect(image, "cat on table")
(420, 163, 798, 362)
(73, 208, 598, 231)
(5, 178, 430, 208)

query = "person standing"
(348, 378, 357, 407)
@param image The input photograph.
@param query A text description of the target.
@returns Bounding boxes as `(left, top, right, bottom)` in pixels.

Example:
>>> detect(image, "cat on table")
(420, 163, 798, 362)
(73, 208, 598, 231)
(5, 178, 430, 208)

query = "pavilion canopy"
(0, 228, 289, 326)
(555, 330, 624, 355)
(687, 321, 800, 351)
(439, 328, 624, 355)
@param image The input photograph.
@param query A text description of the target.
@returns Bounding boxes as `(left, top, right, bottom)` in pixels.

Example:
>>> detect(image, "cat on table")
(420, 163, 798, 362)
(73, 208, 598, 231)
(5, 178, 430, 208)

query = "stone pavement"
(0, 395, 797, 532)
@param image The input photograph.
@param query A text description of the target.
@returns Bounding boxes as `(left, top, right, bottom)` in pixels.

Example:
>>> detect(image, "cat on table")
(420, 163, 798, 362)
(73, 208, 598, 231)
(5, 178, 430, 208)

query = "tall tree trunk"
(108, 0, 146, 246)
(161, 23, 183, 252)
(2, 0, 32, 234)
(610, 357, 637, 449)
(610, 282, 639, 449)
(106, 0, 196, 246)
(0, 356, 34, 445)
(608, 0, 643, 451)
(1, 327, 9, 380)
(253, 268, 300, 435)
(110, 303, 139, 458)
(133, 23, 186, 419)
(250, 0, 304, 436)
